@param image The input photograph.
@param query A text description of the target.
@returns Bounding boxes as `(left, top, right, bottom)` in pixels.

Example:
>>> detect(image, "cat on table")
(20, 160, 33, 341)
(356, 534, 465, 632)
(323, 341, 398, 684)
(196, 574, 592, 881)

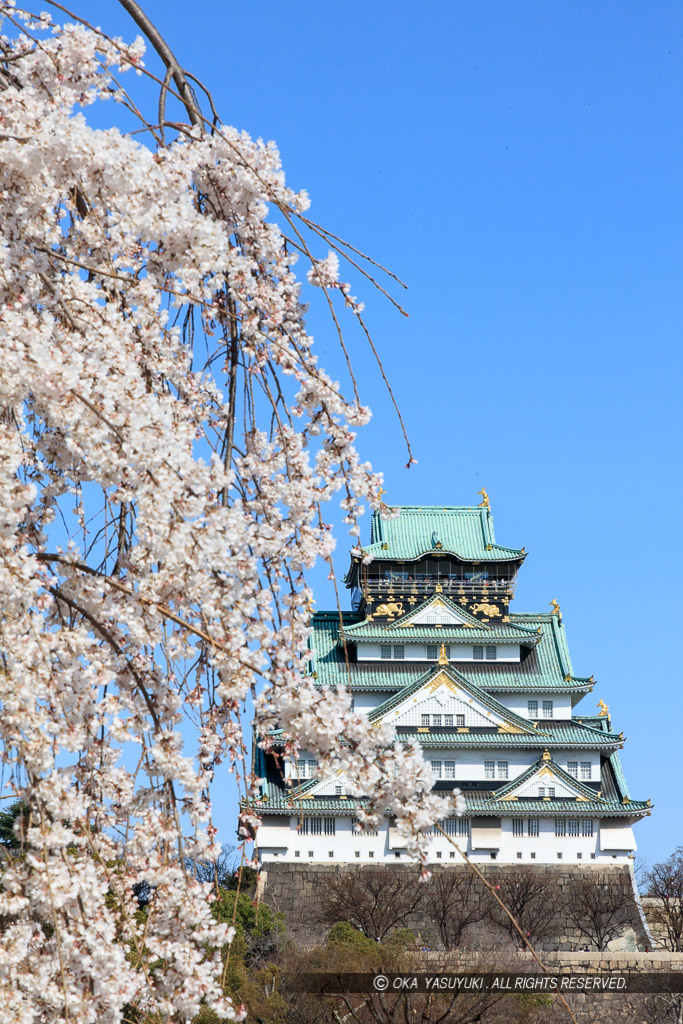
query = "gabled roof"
(387, 593, 489, 630)
(357, 505, 524, 563)
(366, 664, 537, 735)
(493, 751, 603, 802)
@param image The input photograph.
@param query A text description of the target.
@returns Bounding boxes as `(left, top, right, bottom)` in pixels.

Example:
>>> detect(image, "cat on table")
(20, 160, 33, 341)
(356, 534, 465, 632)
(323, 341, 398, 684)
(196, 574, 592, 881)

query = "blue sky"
(81, 1, 681, 865)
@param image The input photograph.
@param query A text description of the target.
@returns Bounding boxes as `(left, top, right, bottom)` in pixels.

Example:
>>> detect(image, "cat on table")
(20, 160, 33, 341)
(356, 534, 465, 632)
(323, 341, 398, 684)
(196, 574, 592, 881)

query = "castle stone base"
(260, 862, 651, 951)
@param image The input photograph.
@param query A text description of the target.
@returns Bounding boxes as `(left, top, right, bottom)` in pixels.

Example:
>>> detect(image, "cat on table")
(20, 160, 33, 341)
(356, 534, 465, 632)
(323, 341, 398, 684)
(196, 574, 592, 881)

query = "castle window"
(484, 761, 495, 779)
(528, 819, 540, 837)
(439, 818, 470, 837)
(542, 700, 553, 719)
(497, 761, 508, 780)
(421, 714, 430, 726)
(456, 714, 465, 726)
(485, 646, 497, 660)
(530, 851, 536, 859)
(555, 819, 566, 837)
(352, 818, 379, 837)
(324, 818, 336, 836)
(473, 646, 484, 660)
(517, 852, 522, 859)
(299, 818, 322, 836)
(528, 700, 538, 719)
(444, 714, 453, 726)
(580, 762, 591, 781)
(512, 819, 524, 837)
(567, 819, 580, 837)
(380, 644, 406, 660)
(308, 760, 318, 776)
(567, 762, 578, 779)
(335, 784, 342, 795)
(431, 760, 442, 779)
(444, 761, 456, 779)
(432, 714, 442, 727)
(581, 819, 594, 837)
(296, 758, 306, 778)
(538, 786, 555, 798)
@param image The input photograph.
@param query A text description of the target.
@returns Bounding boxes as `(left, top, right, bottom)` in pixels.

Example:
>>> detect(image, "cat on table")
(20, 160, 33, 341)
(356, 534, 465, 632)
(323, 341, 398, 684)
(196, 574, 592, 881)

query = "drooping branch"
(115, 0, 203, 127)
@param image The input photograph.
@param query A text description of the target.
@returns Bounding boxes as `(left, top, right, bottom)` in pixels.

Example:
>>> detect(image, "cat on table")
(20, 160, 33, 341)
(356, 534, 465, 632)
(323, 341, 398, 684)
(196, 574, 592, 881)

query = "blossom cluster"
(0, 6, 457, 1021)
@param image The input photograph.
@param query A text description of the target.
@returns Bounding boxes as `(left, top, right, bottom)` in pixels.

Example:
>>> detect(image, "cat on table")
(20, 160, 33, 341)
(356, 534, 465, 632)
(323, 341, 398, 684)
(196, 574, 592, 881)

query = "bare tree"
(487, 867, 561, 948)
(423, 868, 491, 949)
(644, 847, 683, 952)
(563, 873, 634, 951)
(620, 993, 683, 1024)
(185, 844, 244, 889)
(319, 869, 427, 940)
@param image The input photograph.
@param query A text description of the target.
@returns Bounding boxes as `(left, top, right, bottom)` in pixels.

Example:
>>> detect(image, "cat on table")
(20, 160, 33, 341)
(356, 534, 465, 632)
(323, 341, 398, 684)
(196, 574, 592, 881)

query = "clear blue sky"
(82, 0, 682, 865)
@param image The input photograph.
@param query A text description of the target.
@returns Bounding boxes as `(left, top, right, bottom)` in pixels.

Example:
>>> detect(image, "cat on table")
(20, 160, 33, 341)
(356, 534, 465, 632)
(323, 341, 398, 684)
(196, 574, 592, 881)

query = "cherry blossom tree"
(0, 2, 460, 1021)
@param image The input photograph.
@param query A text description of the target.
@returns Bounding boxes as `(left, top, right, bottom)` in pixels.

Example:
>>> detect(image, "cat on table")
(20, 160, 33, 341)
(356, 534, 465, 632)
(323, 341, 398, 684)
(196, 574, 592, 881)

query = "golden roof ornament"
(438, 642, 449, 666)
(477, 487, 490, 508)
(541, 748, 551, 762)
(549, 599, 561, 618)
(597, 699, 609, 717)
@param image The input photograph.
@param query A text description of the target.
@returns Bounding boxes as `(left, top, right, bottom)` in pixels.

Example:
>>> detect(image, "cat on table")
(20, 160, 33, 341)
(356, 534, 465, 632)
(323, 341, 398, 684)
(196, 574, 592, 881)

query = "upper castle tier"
(345, 502, 525, 621)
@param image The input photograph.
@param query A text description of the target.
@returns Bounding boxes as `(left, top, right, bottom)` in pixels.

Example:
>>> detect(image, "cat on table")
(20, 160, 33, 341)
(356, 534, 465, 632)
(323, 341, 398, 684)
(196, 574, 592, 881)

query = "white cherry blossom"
(0, 4, 449, 1021)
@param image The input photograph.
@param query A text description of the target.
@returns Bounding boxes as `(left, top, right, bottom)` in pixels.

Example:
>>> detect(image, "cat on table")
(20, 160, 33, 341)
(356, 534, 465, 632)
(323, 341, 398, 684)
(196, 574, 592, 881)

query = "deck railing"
(361, 577, 515, 597)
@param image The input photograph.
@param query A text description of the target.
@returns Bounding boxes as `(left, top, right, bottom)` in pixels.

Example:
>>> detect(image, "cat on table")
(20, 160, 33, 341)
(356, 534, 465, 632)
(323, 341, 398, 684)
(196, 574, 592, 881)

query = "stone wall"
(261, 862, 651, 951)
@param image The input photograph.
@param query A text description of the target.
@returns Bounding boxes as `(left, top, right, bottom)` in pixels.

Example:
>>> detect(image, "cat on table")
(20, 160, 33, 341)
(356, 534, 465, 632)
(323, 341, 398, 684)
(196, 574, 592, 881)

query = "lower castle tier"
(253, 503, 650, 864)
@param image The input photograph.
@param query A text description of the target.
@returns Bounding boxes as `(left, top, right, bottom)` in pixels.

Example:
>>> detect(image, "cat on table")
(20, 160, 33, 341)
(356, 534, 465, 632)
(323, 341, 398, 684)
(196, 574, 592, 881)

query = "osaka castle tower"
(254, 500, 650, 865)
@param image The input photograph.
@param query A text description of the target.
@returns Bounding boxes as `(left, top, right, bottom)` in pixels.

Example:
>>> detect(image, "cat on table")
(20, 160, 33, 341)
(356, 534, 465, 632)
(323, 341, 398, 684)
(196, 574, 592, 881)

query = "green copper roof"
(399, 722, 621, 750)
(252, 794, 649, 818)
(309, 611, 590, 693)
(359, 505, 524, 563)
(340, 621, 540, 643)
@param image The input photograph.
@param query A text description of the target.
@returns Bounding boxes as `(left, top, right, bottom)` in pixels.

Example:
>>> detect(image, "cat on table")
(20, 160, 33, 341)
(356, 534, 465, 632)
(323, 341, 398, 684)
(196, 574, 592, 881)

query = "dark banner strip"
(290, 972, 683, 994)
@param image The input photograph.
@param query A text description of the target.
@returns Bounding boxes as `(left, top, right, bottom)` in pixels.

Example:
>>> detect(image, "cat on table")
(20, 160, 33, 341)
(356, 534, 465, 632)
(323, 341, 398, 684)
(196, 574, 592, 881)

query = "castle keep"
(254, 501, 649, 865)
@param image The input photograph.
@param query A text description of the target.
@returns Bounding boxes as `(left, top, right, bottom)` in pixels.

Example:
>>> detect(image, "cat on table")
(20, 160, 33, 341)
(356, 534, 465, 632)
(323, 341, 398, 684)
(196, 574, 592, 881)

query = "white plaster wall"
(352, 693, 386, 714)
(424, 750, 538, 781)
(257, 814, 635, 864)
(356, 642, 520, 662)
(497, 693, 572, 720)
(284, 751, 600, 786)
